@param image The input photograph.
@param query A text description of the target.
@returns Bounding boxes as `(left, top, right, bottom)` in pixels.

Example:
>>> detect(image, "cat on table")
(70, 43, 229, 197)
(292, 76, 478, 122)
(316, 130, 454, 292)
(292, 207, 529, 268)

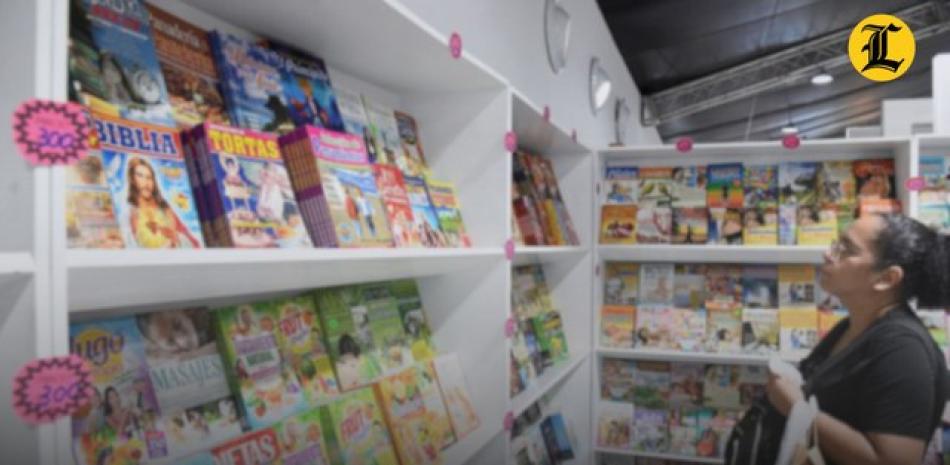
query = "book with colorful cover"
(325, 387, 399, 465)
(66, 152, 126, 249)
(706, 307, 742, 353)
(818, 161, 856, 206)
(70, 317, 165, 464)
(514, 181, 545, 246)
(778, 265, 816, 308)
(672, 207, 708, 244)
(779, 162, 820, 207)
(672, 165, 707, 208)
(817, 309, 847, 340)
(918, 192, 950, 232)
(670, 363, 705, 408)
(514, 151, 555, 245)
(333, 86, 377, 159)
(742, 265, 778, 309)
(639, 263, 675, 305)
(779, 308, 818, 357)
(208, 31, 293, 133)
(538, 156, 580, 245)
(638, 167, 675, 207)
(512, 264, 555, 318)
(272, 296, 339, 405)
(213, 300, 307, 429)
(632, 409, 669, 453)
(388, 279, 437, 363)
(670, 308, 707, 352)
(741, 308, 780, 353)
(744, 165, 778, 209)
(531, 312, 569, 367)
(189, 122, 311, 248)
(146, 4, 229, 127)
(668, 408, 701, 456)
(635, 305, 676, 350)
(854, 158, 896, 200)
(375, 367, 443, 465)
(674, 264, 707, 309)
(94, 112, 204, 249)
(359, 283, 414, 376)
(707, 163, 743, 208)
(920, 155, 949, 189)
(702, 365, 741, 409)
(182, 126, 216, 247)
(918, 310, 948, 347)
(511, 322, 542, 393)
(274, 408, 333, 465)
(600, 358, 636, 402)
(374, 165, 422, 248)
(779, 203, 797, 246)
(210, 428, 281, 465)
(597, 401, 633, 449)
(416, 362, 457, 450)
(394, 111, 429, 178)
(541, 413, 575, 462)
(279, 126, 394, 247)
(605, 166, 638, 204)
(704, 265, 743, 308)
(70, 0, 175, 126)
(425, 178, 472, 247)
(708, 207, 743, 245)
(314, 286, 383, 391)
(633, 361, 671, 409)
(362, 96, 402, 166)
(796, 206, 837, 246)
(743, 207, 778, 245)
(432, 353, 481, 440)
(636, 205, 672, 244)
(267, 41, 345, 133)
(406, 175, 448, 247)
(600, 205, 637, 244)
(601, 305, 636, 349)
(604, 262, 640, 306)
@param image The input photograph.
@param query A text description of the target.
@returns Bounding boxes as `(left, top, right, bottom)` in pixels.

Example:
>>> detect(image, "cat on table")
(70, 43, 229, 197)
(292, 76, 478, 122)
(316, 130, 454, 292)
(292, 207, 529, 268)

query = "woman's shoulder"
(864, 310, 941, 365)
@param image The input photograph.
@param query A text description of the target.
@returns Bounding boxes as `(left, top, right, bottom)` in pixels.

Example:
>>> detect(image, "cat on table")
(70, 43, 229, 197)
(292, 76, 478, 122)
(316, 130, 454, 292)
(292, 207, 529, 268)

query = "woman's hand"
(766, 373, 804, 416)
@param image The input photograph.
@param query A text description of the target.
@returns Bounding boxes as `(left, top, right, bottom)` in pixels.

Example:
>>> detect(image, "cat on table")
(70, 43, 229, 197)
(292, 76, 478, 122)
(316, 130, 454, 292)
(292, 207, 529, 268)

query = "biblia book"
(433, 353, 481, 440)
(69, 0, 175, 127)
(94, 112, 204, 249)
(601, 357, 636, 402)
(600, 205, 637, 244)
(604, 262, 639, 306)
(280, 126, 393, 247)
(274, 408, 332, 465)
(146, 3, 229, 127)
(65, 153, 125, 249)
(374, 165, 423, 248)
(272, 296, 339, 405)
(601, 305, 636, 349)
(268, 41, 346, 133)
(187, 122, 311, 248)
(604, 166, 638, 204)
(375, 367, 444, 465)
(326, 387, 399, 465)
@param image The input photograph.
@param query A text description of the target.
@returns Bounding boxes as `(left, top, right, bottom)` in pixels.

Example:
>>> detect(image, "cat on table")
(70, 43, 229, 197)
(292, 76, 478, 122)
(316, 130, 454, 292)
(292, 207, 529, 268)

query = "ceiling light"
(811, 73, 833, 85)
(781, 126, 798, 134)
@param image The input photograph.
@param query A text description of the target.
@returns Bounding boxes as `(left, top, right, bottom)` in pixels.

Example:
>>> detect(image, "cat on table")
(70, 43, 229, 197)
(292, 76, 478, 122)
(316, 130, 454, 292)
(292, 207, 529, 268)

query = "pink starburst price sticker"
(504, 238, 515, 260)
(675, 137, 693, 153)
(449, 32, 462, 59)
(782, 134, 801, 149)
(905, 177, 925, 191)
(504, 131, 518, 152)
(12, 99, 93, 166)
(11, 354, 95, 425)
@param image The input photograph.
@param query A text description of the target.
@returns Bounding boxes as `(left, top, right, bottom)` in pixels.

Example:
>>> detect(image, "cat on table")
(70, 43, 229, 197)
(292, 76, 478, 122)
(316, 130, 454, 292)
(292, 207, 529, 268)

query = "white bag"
(775, 396, 825, 465)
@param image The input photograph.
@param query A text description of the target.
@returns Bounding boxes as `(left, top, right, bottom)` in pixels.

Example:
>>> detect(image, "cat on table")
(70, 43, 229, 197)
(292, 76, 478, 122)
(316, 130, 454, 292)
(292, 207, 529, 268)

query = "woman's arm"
(814, 411, 925, 465)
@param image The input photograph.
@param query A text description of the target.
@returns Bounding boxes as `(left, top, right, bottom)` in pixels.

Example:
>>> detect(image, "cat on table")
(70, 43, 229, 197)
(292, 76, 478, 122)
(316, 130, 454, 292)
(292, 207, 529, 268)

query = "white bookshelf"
(513, 245, 588, 266)
(599, 244, 826, 264)
(597, 347, 803, 365)
(511, 351, 589, 419)
(596, 447, 725, 464)
(908, 134, 950, 218)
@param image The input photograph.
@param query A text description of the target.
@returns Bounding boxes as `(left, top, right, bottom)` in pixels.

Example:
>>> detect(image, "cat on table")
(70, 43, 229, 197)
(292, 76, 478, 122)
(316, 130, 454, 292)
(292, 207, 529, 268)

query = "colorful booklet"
(209, 31, 294, 133)
(374, 165, 423, 247)
(744, 165, 778, 209)
(268, 41, 346, 132)
(743, 207, 778, 245)
(796, 206, 837, 246)
(333, 86, 377, 161)
(531, 311, 569, 367)
(742, 265, 778, 309)
(272, 296, 340, 405)
(854, 158, 896, 200)
(394, 111, 430, 178)
(416, 361, 457, 450)
(920, 155, 949, 189)
(541, 413, 575, 462)
(425, 178, 472, 247)
(388, 279, 437, 363)
(633, 361, 671, 409)
(674, 264, 707, 309)
(707, 163, 743, 208)
(600, 357, 636, 402)
(639, 263, 675, 305)
(638, 167, 675, 207)
(432, 353, 481, 440)
(778, 265, 817, 308)
(280, 126, 394, 247)
(632, 408, 669, 453)
(635, 305, 676, 350)
(597, 401, 634, 449)
(670, 308, 707, 352)
(65, 152, 125, 248)
(362, 96, 402, 166)
(604, 165, 638, 204)
(274, 408, 333, 465)
(636, 205, 673, 244)
(359, 282, 414, 376)
(704, 265, 743, 308)
(326, 387, 400, 465)
(375, 367, 444, 465)
(601, 305, 636, 349)
(146, 3, 229, 127)
(209, 428, 282, 465)
(188, 122, 312, 248)
(538, 156, 580, 245)
(779, 162, 820, 207)
(670, 363, 705, 408)
(779, 308, 818, 357)
(93, 112, 204, 249)
(779, 203, 797, 246)
(672, 207, 709, 244)
(672, 165, 707, 208)
(706, 307, 742, 353)
(818, 160, 856, 208)
(314, 286, 383, 390)
(604, 262, 640, 306)
(708, 207, 743, 245)
(69, 0, 175, 126)
(741, 308, 780, 353)
(600, 204, 637, 244)
(703, 365, 741, 409)
(406, 175, 449, 247)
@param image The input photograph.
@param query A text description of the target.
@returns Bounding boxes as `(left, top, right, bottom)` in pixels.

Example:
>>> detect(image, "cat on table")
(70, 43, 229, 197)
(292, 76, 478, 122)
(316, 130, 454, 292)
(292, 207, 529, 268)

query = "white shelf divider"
(598, 244, 826, 264)
(595, 447, 725, 464)
(511, 351, 590, 418)
(0, 252, 35, 277)
(597, 347, 803, 365)
(512, 246, 588, 266)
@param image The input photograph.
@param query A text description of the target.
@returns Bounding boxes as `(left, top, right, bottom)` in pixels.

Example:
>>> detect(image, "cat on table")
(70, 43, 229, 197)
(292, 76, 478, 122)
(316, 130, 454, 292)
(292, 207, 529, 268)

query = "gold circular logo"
(848, 14, 915, 82)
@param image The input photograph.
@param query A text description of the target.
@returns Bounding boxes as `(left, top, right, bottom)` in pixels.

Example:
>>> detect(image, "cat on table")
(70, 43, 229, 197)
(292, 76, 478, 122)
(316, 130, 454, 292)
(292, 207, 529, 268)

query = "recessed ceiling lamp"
(781, 126, 799, 134)
(811, 72, 834, 85)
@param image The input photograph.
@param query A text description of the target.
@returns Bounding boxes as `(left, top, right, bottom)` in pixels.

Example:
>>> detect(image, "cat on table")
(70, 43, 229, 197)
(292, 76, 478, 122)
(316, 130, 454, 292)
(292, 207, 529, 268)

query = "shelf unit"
(596, 447, 725, 464)
(596, 347, 803, 366)
(908, 134, 950, 219)
(598, 244, 826, 265)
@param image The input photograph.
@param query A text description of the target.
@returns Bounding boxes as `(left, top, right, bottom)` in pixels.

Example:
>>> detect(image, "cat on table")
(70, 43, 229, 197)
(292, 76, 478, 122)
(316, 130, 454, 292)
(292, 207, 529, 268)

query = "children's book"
(817, 309, 847, 340)
(65, 152, 125, 249)
(741, 308, 780, 353)
(604, 262, 640, 306)
(600, 305, 636, 349)
(146, 4, 229, 127)
(597, 401, 633, 449)
(432, 353, 481, 440)
(394, 111, 430, 178)
(818, 160, 856, 209)
(604, 166, 638, 204)
(632, 408, 669, 453)
(744, 165, 778, 209)
(314, 286, 383, 390)
(918, 192, 950, 232)
(362, 96, 402, 166)
(633, 361, 671, 409)
(416, 362, 457, 450)
(669, 363, 705, 408)
(638, 167, 675, 208)
(709, 410, 740, 456)
(540, 413, 575, 462)
(514, 151, 557, 245)
(213, 300, 307, 429)
(531, 312, 570, 368)
(674, 264, 707, 309)
(854, 158, 896, 200)
(779, 203, 797, 246)
(778, 265, 816, 308)
(742, 207, 778, 245)
(635, 305, 676, 350)
(708, 207, 743, 245)
(359, 282, 414, 376)
(704, 265, 743, 308)
(670, 308, 707, 352)
(274, 408, 333, 465)
(188, 122, 311, 248)
(702, 365, 741, 409)
(279, 126, 394, 247)
(920, 155, 949, 189)
(538, 156, 580, 246)
(705, 307, 742, 353)
(639, 264, 675, 305)
(512, 264, 556, 318)
(210, 428, 281, 465)
(374, 165, 423, 247)
(672, 165, 707, 208)
(514, 180, 546, 246)
(70, 317, 165, 464)
(94, 112, 204, 249)
(272, 296, 339, 405)
(70, 0, 175, 126)
(707, 163, 743, 208)
(672, 207, 708, 244)
(668, 408, 700, 456)
(779, 308, 818, 358)
(325, 387, 399, 465)
(425, 178, 472, 247)
(796, 206, 837, 246)
(511, 322, 542, 393)
(333, 86, 377, 160)
(406, 175, 448, 247)
(779, 162, 820, 207)
(742, 265, 778, 309)
(917, 310, 948, 347)
(600, 205, 637, 244)
(636, 205, 673, 244)
(388, 279, 437, 363)
(600, 357, 636, 402)
(209, 32, 293, 133)
(267, 41, 345, 133)
(375, 368, 443, 465)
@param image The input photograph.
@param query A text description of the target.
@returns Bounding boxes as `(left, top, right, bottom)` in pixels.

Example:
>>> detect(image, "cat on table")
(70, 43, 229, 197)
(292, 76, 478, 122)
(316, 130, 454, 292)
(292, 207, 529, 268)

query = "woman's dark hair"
(872, 214, 950, 308)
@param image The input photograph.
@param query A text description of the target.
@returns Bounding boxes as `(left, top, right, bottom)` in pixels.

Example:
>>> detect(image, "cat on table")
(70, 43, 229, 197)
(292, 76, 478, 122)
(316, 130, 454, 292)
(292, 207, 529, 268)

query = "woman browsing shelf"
(764, 214, 949, 465)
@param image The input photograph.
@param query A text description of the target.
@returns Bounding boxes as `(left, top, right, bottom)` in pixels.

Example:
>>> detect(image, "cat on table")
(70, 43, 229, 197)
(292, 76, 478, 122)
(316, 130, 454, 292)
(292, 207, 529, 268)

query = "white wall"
(881, 98, 932, 136)
(395, 0, 661, 148)
(935, 54, 950, 134)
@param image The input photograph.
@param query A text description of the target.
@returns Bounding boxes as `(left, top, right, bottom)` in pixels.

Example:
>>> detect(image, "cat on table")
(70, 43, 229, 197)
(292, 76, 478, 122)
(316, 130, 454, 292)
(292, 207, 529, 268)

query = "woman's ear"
(872, 265, 904, 292)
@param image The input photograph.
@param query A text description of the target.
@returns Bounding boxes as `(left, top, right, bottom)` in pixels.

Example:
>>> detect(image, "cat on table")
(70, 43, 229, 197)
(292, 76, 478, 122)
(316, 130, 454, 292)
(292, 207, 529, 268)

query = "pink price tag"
(782, 134, 801, 150)
(504, 131, 518, 152)
(675, 137, 693, 153)
(905, 176, 926, 191)
(543, 105, 551, 122)
(504, 238, 515, 260)
(503, 411, 514, 431)
(449, 32, 462, 59)
(505, 318, 516, 338)
(12, 354, 94, 425)
(12, 99, 93, 166)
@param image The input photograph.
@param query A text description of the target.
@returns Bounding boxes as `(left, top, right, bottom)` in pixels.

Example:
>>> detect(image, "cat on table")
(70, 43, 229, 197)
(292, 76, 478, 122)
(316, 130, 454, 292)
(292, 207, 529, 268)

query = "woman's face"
(133, 164, 155, 200)
(819, 215, 883, 298)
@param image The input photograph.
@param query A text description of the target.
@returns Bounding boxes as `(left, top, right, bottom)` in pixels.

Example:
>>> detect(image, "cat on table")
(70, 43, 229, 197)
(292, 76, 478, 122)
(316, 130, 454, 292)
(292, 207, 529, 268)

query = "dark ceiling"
(598, 0, 950, 142)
